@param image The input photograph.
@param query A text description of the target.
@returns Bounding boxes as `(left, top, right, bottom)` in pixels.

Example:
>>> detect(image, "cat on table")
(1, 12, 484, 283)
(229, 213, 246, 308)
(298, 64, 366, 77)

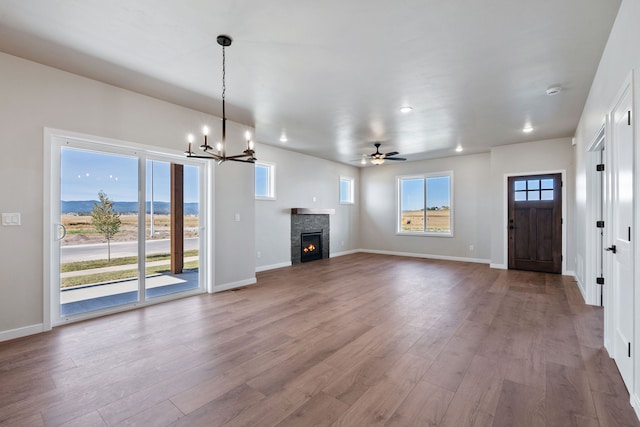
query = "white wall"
(0, 52, 255, 338)
(359, 153, 491, 262)
(490, 138, 575, 272)
(255, 144, 360, 270)
(573, 0, 640, 416)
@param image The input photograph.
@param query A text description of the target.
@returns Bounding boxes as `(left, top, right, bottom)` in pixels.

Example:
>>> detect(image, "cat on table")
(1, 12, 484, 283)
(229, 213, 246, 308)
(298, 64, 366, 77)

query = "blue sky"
(402, 176, 450, 211)
(61, 148, 199, 202)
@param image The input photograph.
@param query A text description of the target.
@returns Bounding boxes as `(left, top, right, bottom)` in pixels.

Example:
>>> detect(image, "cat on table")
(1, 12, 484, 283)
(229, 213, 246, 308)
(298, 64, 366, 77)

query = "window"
(513, 177, 555, 201)
(397, 172, 453, 236)
(255, 162, 275, 200)
(340, 176, 354, 204)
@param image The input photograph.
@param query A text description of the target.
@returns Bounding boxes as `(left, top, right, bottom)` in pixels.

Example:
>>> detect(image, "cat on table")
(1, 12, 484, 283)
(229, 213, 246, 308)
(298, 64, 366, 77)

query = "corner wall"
(254, 144, 361, 271)
(359, 152, 492, 262)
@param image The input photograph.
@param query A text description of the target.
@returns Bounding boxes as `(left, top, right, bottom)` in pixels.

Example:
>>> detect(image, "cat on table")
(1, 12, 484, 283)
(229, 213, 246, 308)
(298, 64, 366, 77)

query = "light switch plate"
(2, 212, 21, 226)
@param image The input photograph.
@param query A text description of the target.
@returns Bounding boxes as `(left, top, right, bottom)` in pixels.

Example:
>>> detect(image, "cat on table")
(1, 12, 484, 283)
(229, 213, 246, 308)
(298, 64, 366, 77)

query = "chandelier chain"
(222, 46, 226, 103)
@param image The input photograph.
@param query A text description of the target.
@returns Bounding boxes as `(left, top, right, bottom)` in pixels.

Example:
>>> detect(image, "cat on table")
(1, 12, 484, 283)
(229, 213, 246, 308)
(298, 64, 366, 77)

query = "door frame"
(603, 71, 639, 415)
(502, 169, 567, 275)
(43, 128, 213, 329)
(585, 124, 606, 307)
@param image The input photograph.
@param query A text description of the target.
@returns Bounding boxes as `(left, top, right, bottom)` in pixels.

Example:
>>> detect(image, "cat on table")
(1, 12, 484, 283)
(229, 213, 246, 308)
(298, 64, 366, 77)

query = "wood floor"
(1, 253, 638, 426)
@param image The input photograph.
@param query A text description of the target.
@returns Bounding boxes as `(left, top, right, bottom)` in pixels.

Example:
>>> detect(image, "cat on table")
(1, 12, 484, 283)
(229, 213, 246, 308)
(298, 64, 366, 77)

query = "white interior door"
(608, 82, 634, 392)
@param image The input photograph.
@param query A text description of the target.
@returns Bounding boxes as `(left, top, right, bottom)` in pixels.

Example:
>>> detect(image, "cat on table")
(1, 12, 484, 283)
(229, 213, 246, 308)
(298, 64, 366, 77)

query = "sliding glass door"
(50, 135, 206, 324)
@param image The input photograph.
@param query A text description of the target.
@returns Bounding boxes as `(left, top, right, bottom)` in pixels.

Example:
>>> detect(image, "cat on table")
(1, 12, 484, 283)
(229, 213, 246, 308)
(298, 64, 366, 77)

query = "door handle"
(55, 224, 67, 241)
(605, 245, 617, 254)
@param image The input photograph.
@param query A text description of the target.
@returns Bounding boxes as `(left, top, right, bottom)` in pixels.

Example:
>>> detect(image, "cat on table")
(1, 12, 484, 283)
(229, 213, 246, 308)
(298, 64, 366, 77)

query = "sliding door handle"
(605, 245, 617, 254)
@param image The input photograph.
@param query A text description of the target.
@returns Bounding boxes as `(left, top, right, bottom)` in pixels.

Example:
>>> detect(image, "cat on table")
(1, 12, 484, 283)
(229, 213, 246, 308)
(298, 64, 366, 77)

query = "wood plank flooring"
(1, 253, 638, 426)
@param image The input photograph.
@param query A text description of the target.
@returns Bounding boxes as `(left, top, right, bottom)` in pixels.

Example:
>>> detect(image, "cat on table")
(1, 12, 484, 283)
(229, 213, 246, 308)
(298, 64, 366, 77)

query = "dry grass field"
(401, 208, 451, 232)
(61, 214, 199, 246)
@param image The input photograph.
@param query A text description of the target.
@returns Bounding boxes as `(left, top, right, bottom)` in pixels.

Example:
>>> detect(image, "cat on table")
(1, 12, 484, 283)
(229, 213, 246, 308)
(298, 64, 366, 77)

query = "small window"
(255, 162, 275, 200)
(397, 172, 453, 236)
(513, 177, 555, 202)
(340, 176, 354, 204)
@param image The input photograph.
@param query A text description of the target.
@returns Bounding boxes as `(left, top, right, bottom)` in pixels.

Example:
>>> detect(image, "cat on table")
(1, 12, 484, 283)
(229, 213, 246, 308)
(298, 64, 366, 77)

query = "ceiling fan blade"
(384, 151, 399, 157)
(386, 157, 406, 161)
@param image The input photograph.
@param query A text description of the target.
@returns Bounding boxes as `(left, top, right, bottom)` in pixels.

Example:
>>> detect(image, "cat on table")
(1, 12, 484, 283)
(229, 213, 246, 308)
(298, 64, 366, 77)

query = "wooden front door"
(508, 174, 562, 273)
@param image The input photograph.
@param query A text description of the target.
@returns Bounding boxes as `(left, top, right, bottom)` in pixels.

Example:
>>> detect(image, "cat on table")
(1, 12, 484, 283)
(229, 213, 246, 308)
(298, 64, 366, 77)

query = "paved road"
(61, 238, 199, 263)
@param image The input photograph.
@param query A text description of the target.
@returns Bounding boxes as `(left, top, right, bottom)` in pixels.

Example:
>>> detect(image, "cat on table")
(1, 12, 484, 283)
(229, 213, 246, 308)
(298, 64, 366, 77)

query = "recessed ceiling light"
(400, 106, 413, 113)
(279, 134, 288, 142)
(523, 126, 534, 133)
(455, 146, 463, 152)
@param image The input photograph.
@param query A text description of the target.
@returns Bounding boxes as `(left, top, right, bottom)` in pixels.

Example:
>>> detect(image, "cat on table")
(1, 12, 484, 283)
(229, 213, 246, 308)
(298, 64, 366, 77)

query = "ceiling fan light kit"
(356, 142, 407, 166)
(184, 35, 256, 164)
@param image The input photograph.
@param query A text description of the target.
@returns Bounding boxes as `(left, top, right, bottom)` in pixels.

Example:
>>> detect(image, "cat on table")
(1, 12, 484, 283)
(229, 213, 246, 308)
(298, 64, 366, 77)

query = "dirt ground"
(61, 214, 199, 246)
(401, 209, 451, 232)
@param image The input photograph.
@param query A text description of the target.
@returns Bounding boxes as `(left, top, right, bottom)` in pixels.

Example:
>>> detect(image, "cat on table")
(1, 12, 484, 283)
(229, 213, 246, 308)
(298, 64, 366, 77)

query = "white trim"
(255, 161, 276, 200)
(490, 263, 507, 270)
(501, 170, 567, 274)
(360, 249, 489, 264)
(585, 123, 606, 306)
(256, 262, 292, 272)
(0, 324, 45, 343)
(573, 273, 588, 303)
(44, 127, 210, 326)
(396, 170, 454, 237)
(632, 394, 640, 423)
(339, 176, 355, 204)
(212, 278, 257, 293)
(330, 249, 360, 258)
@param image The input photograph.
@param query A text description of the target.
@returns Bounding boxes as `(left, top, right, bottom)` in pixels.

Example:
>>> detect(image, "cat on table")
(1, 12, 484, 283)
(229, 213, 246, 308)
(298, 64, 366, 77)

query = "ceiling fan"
(358, 143, 406, 165)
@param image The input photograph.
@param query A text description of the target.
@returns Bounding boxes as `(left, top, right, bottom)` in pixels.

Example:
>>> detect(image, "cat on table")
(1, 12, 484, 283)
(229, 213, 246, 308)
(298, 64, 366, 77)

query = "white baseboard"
(0, 323, 45, 342)
(360, 249, 490, 265)
(490, 263, 507, 269)
(573, 273, 588, 303)
(211, 277, 257, 293)
(256, 261, 292, 273)
(330, 249, 360, 258)
(631, 393, 640, 423)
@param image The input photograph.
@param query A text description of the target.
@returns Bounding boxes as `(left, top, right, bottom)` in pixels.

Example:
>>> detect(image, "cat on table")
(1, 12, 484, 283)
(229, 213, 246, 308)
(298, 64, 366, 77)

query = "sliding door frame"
(44, 128, 212, 328)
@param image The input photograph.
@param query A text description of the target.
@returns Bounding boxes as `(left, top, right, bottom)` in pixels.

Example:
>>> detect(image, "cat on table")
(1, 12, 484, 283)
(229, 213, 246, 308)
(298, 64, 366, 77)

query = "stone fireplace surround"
(290, 208, 334, 264)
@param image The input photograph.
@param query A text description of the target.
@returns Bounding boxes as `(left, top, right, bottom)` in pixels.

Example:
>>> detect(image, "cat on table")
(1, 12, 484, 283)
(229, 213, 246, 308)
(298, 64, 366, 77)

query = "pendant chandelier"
(185, 35, 256, 164)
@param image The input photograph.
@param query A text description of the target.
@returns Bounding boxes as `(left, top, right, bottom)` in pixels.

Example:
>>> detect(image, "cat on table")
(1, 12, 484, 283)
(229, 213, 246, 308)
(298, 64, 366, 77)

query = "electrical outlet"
(469, 244, 474, 251)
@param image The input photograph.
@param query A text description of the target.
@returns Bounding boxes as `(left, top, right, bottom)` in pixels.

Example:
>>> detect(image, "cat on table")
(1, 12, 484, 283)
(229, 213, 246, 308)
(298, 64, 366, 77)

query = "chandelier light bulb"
(248, 140, 255, 150)
(202, 126, 210, 136)
(216, 142, 223, 152)
(245, 130, 252, 140)
(187, 134, 194, 143)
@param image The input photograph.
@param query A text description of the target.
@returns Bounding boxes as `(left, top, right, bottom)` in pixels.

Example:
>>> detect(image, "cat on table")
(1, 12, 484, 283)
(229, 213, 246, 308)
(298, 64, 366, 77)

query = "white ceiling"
(0, 0, 621, 165)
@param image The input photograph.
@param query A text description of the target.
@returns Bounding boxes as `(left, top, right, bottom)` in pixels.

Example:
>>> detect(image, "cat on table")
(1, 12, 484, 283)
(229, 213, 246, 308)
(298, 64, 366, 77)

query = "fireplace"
(290, 208, 334, 265)
(301, 232, 323, 263)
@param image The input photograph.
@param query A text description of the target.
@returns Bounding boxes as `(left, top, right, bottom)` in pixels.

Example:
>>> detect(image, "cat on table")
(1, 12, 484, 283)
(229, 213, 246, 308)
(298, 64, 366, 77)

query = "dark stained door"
(508, 174, 562, 273)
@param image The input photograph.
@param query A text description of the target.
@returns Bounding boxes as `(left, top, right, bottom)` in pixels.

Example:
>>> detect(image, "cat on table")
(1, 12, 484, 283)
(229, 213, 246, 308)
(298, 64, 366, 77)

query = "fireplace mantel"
(291, 208, 335, 215)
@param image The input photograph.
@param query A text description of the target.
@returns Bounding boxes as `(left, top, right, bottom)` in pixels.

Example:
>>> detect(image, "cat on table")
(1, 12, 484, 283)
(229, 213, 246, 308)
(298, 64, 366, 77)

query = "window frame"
(339, 176, 355, 205)
(255, 161, 276, 200)
(396, 171, 454, 237)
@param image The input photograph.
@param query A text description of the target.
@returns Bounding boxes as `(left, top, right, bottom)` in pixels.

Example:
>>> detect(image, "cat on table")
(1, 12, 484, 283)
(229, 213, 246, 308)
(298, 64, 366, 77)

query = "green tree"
(91, 190, 121, 262)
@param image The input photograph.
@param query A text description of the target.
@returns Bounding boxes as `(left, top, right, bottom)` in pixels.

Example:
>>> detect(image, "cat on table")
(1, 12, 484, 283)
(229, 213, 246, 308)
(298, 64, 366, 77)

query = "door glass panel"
(541, 190, 554, 200)
(514, 181, 526, 191)
(60, 148, 139, 316)
(527, 190, 540, 201)
(515, 191, 527, 201)
(145, 160, 199, 299)
(527, 180, 540, 190)
(400, 178, 425, 232)
(541, 179, 554, 189)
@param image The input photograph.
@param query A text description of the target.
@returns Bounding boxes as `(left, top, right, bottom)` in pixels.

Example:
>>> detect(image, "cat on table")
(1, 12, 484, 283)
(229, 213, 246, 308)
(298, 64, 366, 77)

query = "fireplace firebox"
(300, 232, 323, 263)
